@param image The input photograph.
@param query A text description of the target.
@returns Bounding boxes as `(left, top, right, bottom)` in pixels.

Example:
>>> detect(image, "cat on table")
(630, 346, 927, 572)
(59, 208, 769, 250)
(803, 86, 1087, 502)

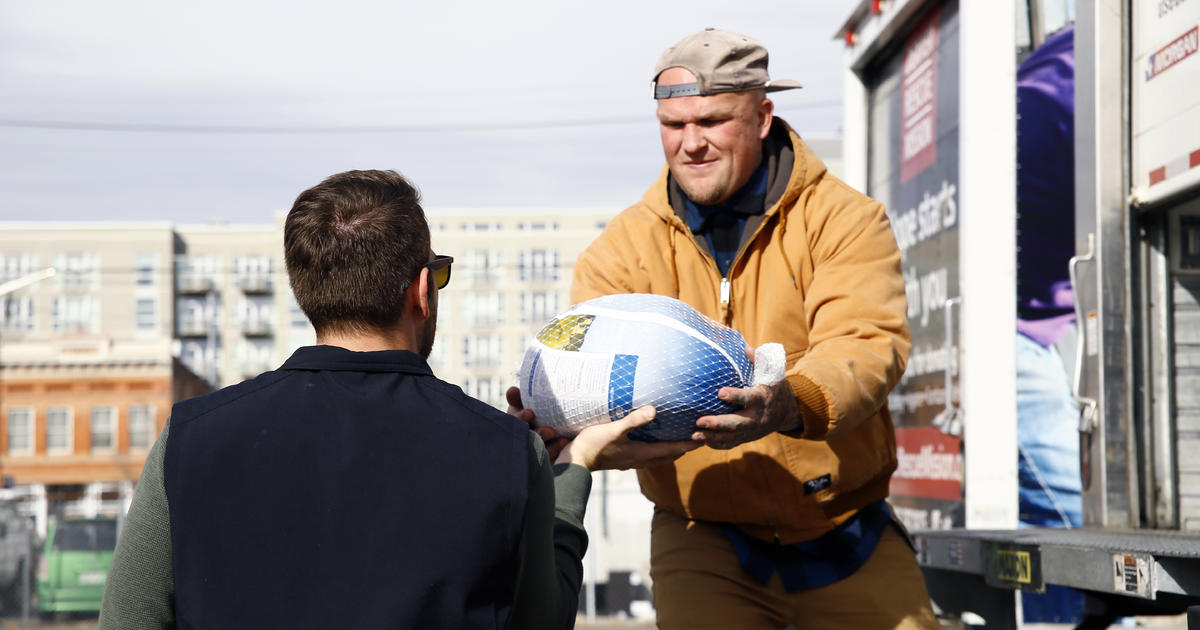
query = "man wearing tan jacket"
(571, 30, 940, 629)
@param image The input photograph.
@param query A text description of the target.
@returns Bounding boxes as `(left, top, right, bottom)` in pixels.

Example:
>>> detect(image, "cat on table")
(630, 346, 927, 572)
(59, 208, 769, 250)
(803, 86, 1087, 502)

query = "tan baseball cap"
(652, 28, 803, 99)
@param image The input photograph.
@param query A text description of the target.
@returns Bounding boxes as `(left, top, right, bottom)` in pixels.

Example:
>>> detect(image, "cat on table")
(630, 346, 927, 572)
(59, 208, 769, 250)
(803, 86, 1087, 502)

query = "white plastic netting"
(517, 293, 756, 442)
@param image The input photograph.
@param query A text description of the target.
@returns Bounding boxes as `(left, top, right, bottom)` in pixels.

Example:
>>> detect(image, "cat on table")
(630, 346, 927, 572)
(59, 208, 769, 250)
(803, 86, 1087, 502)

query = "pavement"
(0, 617, 98, 630)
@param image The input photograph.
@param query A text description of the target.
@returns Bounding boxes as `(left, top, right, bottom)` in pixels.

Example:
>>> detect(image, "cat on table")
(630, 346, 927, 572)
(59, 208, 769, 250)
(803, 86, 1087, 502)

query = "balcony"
(469, 314, 504, 328)
(522, 311, 555, 325)
(177, 318, 213, 337)
(0, 322, 35, 339)
(463, 357, 503, 370)
(241, 318, 274, 336)
(237, 274, 273, 294)
(519, 269, 559, 286)
(177, 276, 215, 294)
(58, 275, 97, 294)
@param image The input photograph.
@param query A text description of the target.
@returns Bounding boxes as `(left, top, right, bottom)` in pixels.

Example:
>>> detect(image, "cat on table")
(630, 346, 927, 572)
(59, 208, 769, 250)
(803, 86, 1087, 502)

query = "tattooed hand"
(692, 379, 803, 450)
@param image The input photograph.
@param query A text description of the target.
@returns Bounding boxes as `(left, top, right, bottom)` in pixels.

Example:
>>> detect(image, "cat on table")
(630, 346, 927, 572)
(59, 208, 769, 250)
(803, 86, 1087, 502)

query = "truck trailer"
(837, 0, 1200, 627)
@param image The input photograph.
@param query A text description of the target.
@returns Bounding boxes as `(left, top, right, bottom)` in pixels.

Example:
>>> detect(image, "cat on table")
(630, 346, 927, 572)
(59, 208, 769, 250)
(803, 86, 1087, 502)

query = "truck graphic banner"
(900, 7, 941, 183)
(867, 0, 963, 530)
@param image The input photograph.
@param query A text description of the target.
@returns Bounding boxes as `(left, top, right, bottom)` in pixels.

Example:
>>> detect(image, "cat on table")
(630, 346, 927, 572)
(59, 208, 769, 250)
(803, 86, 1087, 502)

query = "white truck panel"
(1132, 0, 1200, 203)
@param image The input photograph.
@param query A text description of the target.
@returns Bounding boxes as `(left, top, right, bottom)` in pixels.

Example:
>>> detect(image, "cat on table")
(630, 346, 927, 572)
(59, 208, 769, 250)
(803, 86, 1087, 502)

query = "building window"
(517, 221, 559, 231)
(465, 291, 504, 326)
(175, 255, 219, 293)
(135, 298, 157, 331)
(462, 334, 503, 368)
(134, 253, 157, 286)
(90, 406, 115, 453)
(466, 249, 503, 286)
(181, 340, 221, 386)
(463, 377, 505, 409)
(518, 249, 559, 283)
(176, 295, 218, 337)
(238, 296, 274, 335)
(128, 405, 154, 451)
(234, 255, 274, 292)
(239, 339, 275, 378)
(427, 337, 447, 371)
(51, 296, 99, 333)
(55, 252, 99, 291)
(521, 291, 559, 324)
(1, 296, 35, 333)
(46, 407, 73, 455)
(7, 408, 33, 456)
(287, 294, 309, 329)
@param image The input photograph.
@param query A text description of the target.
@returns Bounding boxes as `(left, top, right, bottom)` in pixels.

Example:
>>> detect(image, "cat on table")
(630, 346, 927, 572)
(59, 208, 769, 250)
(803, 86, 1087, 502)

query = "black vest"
(164, 346, 531, 629)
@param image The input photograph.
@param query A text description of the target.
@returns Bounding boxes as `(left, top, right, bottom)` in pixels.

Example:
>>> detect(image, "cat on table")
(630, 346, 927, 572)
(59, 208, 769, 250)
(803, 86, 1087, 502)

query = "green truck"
(36, 518, 117, 615)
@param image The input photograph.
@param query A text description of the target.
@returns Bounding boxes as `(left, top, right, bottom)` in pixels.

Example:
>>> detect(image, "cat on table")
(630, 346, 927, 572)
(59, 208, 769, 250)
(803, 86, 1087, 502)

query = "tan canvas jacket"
(571, 119, 911, 544)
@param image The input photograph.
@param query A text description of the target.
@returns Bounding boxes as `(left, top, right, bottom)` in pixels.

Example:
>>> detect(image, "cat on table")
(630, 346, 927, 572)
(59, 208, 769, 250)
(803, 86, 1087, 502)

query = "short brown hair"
(284, 169, 430, 335)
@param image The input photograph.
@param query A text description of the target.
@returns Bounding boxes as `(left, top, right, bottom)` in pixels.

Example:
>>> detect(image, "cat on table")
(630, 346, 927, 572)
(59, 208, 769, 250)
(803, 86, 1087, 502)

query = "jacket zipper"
(719, 277, 731, 319)
(677, 204, 786, 532)
(684, 212, 777, 326)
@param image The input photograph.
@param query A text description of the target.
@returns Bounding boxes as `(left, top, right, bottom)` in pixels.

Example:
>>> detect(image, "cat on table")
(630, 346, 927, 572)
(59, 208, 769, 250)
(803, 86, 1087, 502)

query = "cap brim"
(765, 79, 804, 92)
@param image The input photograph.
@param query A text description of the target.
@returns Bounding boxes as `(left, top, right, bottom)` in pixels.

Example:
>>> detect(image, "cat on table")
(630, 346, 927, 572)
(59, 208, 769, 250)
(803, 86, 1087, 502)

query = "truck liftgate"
(917, 528, 1200, 628)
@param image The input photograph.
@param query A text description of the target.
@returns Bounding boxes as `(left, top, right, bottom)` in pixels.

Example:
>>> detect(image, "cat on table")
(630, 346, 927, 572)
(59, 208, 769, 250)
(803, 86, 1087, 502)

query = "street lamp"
(0, 267, 56, 298)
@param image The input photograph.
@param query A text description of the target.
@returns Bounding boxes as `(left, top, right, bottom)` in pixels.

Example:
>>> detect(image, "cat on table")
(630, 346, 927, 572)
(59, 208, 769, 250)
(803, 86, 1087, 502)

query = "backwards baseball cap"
(652, 28, 803, 100)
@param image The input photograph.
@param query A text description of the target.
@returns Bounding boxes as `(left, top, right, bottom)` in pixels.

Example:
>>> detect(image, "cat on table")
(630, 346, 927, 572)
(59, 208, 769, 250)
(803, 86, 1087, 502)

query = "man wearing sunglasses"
(99, 169, 698, 629)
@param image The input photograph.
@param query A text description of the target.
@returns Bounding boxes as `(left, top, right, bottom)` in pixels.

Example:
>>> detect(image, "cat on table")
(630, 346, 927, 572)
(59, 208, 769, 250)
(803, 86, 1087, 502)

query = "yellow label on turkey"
(536, 314, 596, 352)
(991, 550, 1032, 584)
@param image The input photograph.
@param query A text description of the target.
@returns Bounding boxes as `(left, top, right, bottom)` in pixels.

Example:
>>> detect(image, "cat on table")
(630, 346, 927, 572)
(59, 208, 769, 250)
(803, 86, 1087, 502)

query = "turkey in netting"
(517, 293, 757, 443)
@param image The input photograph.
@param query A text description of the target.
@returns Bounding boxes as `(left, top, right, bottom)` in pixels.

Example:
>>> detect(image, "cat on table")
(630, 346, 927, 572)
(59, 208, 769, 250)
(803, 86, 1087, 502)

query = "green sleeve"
(99, 419, 176, 630)
(507, 433, 593, 630)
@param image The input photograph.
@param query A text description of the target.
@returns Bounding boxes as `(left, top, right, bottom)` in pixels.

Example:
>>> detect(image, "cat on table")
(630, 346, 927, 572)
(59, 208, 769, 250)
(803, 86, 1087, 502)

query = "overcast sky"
(0, 1, 858, 223)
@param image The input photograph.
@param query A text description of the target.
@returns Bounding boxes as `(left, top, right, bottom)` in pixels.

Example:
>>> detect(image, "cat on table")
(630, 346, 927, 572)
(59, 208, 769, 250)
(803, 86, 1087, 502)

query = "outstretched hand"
(693, 378, 802, 450)
(506, 386, 568, 460)
(556, 406, 702, 471)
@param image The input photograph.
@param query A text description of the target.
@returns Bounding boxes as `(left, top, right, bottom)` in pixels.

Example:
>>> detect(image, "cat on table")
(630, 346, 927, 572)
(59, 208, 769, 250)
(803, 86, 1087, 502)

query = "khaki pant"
(650, 509, 941, 630)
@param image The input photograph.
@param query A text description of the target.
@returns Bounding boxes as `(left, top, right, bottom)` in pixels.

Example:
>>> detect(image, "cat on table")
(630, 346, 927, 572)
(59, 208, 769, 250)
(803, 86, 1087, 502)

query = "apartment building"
(426, 209, 612, 406)
(173, 219, 314, 388)
(0, 224, 209, 535)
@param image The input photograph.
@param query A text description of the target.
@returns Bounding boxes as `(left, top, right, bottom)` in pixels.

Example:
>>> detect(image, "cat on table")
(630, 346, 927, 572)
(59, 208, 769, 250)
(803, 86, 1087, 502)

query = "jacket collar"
(279, 345, 434, 376)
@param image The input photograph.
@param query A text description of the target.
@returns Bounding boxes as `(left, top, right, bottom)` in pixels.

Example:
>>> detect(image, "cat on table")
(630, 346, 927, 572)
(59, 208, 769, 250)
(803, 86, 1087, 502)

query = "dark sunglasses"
(423, 254, 453, 289)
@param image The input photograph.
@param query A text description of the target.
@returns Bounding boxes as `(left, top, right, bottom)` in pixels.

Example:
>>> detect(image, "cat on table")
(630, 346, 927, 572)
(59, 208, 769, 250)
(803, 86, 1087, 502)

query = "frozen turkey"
(517, 293, 783, 443)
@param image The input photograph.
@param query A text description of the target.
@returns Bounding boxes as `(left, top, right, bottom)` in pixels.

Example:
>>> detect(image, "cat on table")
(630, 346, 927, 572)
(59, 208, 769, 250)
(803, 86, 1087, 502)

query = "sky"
(0, 0, 859, 223)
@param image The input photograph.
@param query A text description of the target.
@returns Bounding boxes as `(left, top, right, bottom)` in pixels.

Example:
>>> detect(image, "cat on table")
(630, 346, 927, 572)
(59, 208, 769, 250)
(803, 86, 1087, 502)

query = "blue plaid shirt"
(683, 164, 770, 276)
(723, 500, 894, 592)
